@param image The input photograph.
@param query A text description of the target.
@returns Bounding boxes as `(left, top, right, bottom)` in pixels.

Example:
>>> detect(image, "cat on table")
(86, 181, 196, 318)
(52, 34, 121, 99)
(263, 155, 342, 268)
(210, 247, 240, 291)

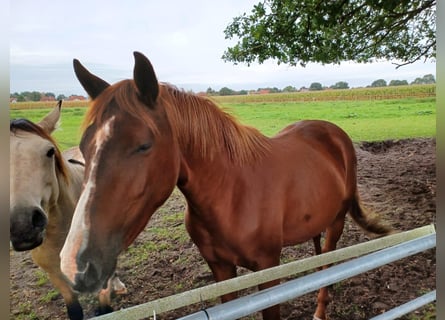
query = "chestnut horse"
(10, 102, 126, 320)
(60, 52, 391, 320)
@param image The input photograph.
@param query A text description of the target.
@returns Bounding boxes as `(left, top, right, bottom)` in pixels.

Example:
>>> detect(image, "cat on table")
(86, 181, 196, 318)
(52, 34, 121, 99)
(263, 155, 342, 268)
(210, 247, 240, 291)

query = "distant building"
(40, 96, 56, 102)
(248, 89, 271, 95)
(67, 95, 87, 101)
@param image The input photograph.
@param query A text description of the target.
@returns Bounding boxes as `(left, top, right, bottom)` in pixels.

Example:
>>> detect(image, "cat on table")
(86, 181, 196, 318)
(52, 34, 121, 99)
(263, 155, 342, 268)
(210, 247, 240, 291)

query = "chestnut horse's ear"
(73, 59, 110, 100)
(133, 51, 159, 106)
(38, 100, 62, 134)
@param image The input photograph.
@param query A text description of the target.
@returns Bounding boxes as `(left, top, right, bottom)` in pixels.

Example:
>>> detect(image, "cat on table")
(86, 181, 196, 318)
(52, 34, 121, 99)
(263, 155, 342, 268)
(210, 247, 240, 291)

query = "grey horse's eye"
(46, 147, 55, 158)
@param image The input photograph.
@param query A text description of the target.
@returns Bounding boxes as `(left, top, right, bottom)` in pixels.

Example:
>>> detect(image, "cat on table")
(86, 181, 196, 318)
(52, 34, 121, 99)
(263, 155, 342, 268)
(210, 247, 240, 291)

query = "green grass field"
(225, 97, 436, 140)
(10, 107, 87, 150)
(10, 96, 436, 151)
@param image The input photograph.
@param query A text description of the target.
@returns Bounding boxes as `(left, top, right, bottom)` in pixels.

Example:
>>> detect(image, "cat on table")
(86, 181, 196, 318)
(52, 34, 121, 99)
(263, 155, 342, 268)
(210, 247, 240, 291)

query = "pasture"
(9, 94, 436, 150)
(9, 88, 436, 319)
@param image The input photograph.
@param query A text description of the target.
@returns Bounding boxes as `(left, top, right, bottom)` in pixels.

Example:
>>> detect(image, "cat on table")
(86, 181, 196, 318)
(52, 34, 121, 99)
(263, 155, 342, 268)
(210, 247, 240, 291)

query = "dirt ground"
(10, 138, 436, 320)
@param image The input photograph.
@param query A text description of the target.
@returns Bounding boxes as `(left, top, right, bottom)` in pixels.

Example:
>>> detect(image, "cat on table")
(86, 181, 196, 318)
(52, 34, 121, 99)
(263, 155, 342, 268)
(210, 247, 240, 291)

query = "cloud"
(10, 0, 436, 95)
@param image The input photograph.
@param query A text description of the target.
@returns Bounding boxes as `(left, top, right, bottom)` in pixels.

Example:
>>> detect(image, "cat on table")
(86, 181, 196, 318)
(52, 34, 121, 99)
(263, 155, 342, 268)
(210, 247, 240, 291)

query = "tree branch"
(392, 40, 436, 68)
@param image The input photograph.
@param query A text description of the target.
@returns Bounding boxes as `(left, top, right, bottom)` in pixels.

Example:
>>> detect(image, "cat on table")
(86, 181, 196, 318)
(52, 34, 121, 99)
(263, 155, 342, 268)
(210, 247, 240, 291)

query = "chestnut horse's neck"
(159, 84, 271, 166)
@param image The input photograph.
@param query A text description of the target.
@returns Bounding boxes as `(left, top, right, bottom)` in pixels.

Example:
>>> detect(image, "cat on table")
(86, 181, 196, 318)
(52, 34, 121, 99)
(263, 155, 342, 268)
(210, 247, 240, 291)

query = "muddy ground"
(10, 138, 436, 320)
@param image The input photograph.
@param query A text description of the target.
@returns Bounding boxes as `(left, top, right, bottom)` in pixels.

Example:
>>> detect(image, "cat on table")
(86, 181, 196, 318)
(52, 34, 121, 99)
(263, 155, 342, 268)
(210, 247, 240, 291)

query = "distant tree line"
(11, 74, 435, 99)
(205, 74, 435, 95)
(10, 91, 74, 102)
(370, 74, 436, 88)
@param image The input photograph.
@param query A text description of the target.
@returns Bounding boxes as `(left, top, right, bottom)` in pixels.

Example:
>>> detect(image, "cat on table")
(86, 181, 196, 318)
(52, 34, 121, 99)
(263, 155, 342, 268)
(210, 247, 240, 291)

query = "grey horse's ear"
(38, 100, 62, 133)
(73, 59, 110, 100)
(133, 51, 159, 107)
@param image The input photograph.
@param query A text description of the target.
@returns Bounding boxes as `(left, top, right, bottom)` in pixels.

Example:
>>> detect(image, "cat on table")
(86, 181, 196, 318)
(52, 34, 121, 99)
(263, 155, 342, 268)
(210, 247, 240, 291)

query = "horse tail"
(349, 193, 392, 236)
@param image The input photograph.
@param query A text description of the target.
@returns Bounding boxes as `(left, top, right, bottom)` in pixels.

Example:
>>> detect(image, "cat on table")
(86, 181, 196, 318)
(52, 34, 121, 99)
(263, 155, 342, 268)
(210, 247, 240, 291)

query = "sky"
(10, 0, 436, 96)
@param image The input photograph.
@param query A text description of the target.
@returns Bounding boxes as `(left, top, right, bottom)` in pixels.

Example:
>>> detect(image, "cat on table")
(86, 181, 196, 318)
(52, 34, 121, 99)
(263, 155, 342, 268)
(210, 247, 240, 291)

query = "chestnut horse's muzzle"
(10, 206, 47, 251)
(72, 261, 103, 293)
(71, 254, 116, 293)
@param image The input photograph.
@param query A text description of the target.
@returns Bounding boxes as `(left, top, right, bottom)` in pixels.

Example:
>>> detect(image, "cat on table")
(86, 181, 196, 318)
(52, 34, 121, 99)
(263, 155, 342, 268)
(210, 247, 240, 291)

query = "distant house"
(248, 89, 271, 95)
(40, 96, 56, 102)
(67, 95, 87, 101)
(10, 97, 17, 103)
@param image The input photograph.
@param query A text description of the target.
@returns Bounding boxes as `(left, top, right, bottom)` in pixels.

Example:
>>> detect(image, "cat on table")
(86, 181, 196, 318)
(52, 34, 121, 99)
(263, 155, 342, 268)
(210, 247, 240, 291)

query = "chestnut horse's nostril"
(32, 208, 47, 230)
(74, 261, 102, 293)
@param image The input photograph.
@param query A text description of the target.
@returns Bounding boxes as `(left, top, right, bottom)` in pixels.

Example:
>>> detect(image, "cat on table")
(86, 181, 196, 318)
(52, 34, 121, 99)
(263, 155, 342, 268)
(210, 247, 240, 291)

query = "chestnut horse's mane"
(10, 118, 68, 180)
(83, 81, 271, 165)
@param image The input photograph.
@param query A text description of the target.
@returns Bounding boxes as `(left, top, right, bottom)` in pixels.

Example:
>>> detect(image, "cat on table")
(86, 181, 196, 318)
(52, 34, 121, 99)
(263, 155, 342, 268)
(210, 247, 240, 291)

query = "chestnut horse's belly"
(186, 162, 346, 267)
(279, 169, 346, 245)
(270, 132, 350, 246)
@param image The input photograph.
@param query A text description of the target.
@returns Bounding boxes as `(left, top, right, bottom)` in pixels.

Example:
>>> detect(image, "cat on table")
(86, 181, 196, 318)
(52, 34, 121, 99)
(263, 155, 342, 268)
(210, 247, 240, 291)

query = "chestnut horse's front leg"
(253, 255, 282, 320)
(96, 273, 127, 315)
(207, 261, 238, 302)
(208, 258, 281, 320)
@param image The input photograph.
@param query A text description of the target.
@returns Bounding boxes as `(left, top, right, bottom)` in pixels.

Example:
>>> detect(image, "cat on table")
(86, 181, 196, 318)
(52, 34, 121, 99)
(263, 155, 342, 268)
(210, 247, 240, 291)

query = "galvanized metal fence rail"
(369, 290, 436, 320)
(92, 224, 436, 320)
(178, 233, 435, 320)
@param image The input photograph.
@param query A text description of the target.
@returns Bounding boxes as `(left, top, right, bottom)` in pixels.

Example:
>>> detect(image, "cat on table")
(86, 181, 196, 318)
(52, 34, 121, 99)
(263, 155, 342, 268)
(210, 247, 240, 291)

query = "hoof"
(95, 305, 114, 316)
(67, 301, 84, 320)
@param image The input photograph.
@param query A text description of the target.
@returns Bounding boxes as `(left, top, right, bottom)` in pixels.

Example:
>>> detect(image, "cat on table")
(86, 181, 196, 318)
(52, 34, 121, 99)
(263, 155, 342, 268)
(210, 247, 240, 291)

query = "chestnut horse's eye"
(46, 147, 55, 158)
(136, 143, 152, 153)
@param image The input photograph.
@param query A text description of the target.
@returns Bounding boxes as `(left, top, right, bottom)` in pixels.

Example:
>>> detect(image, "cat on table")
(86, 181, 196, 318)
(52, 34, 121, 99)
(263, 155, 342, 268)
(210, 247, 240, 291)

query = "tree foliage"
(389, 79, 409, 86)
(309, 82, 323, 91)
(282, 85, 297, 92)
(331, 81, 349, 89)
(11, 91, 59, 102)
(223, 0, 436, 68)
(219, 87, 236, 96)
(371, 79, 388, 87)
(11, 91, 42, 101)
(411, 74, 435, 84)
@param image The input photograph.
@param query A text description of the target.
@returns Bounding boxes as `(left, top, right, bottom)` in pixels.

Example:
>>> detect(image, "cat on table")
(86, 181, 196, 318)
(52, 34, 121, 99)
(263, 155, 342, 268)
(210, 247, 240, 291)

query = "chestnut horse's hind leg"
(313, 215, 346, 320)
(313, 234, 322, 256)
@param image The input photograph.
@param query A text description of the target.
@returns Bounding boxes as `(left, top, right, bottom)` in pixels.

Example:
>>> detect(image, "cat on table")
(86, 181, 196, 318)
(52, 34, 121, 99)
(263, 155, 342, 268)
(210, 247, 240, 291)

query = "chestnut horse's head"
(60, 52, 181, 293)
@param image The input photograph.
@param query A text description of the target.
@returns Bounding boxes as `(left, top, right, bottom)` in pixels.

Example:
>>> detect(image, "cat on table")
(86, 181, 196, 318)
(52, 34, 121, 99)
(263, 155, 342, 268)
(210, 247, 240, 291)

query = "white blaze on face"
(60, 117, 115, 283)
